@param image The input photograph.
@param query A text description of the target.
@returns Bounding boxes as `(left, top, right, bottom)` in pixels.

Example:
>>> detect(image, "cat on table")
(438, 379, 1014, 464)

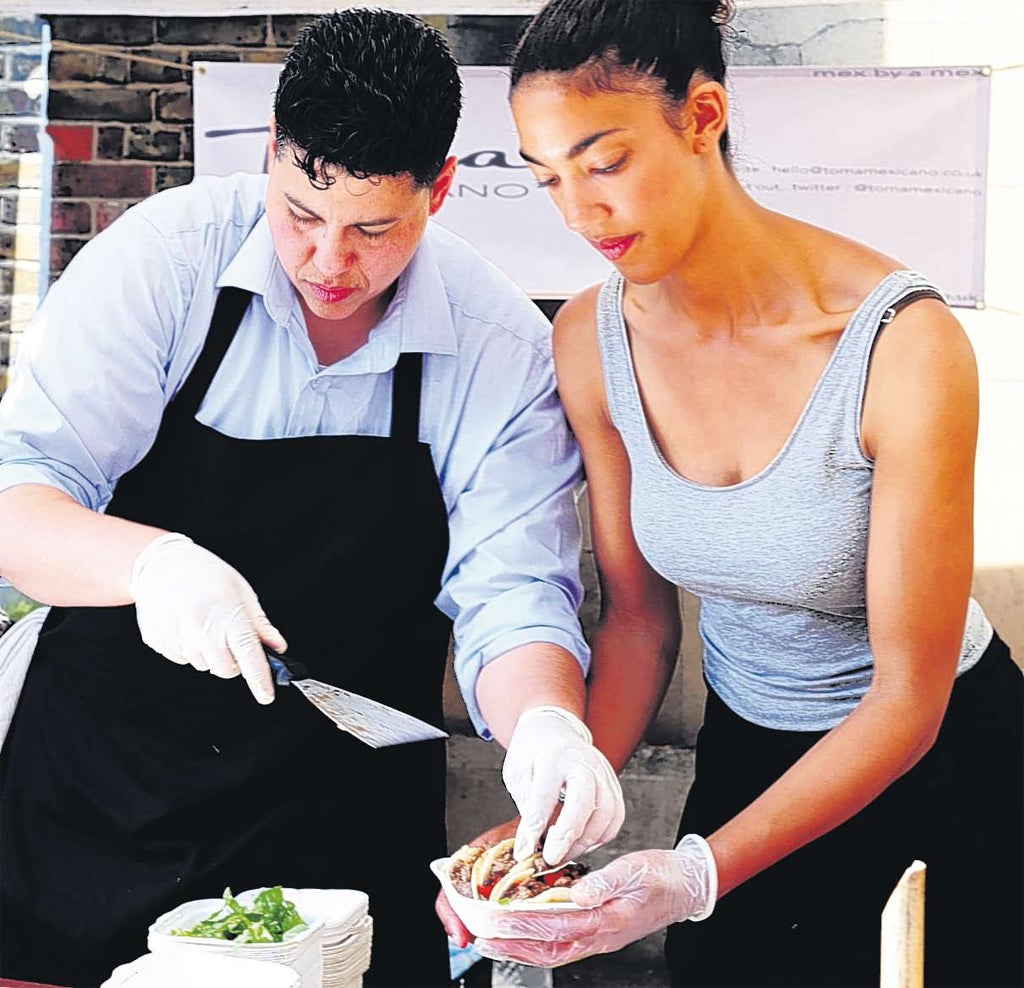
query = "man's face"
(265, 139, 454, 332)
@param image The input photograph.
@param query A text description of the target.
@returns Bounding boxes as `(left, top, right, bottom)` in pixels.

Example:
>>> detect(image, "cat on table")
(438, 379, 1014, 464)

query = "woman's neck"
(637, 177, 820, 339)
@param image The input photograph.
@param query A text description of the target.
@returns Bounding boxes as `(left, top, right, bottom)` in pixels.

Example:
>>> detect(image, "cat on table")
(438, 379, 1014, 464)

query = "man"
(0, 11, 622, 987)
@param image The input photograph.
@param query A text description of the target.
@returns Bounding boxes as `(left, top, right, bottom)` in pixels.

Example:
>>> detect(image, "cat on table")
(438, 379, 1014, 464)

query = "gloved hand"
(502, 705, 625, 866)
(130, 532, 287, 704)
(477, 836, 717, 968)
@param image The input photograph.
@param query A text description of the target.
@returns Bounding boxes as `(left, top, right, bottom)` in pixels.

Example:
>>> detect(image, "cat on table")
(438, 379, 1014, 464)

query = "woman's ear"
(688, 80, 728, 153)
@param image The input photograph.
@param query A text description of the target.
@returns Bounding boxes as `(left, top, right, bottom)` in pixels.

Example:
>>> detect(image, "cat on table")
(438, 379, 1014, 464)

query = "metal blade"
(292, 677, 448, 748)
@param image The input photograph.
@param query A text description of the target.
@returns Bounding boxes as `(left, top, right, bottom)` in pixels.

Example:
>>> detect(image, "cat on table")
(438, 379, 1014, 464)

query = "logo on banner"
(451, 149, 531, 200)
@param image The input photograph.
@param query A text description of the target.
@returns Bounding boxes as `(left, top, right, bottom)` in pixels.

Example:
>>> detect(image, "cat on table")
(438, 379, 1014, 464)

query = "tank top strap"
(832, 270, 947, 456)
(595, 273, 643, 439)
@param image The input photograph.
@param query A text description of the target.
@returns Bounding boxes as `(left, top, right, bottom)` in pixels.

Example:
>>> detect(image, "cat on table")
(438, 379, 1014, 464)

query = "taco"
(447, 838, 588, 904)
(470, 838, 519, 900)
(446, 843, 485, 898)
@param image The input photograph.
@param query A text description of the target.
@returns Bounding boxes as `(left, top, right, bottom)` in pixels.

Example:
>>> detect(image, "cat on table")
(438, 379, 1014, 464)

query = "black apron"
(1, 287, 453, 988)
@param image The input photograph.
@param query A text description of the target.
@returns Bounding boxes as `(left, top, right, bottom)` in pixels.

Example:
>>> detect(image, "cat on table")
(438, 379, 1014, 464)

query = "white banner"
(195, 62, 989, 304)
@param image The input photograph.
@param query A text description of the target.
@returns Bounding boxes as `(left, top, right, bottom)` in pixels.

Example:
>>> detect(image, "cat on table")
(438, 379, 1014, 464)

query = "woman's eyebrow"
(519, 128, 626, 167)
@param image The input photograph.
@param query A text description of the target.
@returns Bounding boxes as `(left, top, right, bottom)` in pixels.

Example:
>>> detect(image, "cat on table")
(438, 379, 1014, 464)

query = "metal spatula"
(263, 646, 448, 748)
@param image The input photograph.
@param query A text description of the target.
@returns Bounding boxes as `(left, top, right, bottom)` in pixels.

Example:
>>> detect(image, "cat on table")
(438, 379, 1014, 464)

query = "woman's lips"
(593, 234, 638, 261)
(308, 282, 358, 304)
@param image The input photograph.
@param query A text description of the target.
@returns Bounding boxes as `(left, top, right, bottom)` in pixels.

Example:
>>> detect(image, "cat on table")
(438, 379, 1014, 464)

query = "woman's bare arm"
(708, 299, 978, 896)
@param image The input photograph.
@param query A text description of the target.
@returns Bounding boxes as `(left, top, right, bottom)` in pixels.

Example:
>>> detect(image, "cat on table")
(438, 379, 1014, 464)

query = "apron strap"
(170, 287, 253, 420)
(390, 351, 424, 442)
(170, 286, 424, 442)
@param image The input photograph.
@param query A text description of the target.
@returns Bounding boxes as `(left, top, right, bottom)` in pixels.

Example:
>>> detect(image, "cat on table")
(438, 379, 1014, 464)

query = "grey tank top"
(596, 269, 993, 731)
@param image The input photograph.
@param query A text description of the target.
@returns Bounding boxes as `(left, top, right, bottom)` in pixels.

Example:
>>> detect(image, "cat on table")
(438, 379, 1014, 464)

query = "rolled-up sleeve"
(436, 339, 590, 739)
(0, 212, 187, 510)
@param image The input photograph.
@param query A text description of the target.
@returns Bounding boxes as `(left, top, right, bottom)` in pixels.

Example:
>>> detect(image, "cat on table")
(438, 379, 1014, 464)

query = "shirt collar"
(217, 215, 458, 373)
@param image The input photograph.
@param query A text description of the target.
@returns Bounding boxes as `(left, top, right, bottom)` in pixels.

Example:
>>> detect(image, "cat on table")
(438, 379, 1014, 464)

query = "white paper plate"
(239, 887, 373, 988)
(242, 887, 368, 938)
(147, 897, 324, 988)
(102, 951, 300, 988)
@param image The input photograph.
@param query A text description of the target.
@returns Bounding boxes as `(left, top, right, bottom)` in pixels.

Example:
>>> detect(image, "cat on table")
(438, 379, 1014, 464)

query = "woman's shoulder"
(792, 220, 907, 309)
(551, 283, 613, 419)
(552, 283, 604, 354)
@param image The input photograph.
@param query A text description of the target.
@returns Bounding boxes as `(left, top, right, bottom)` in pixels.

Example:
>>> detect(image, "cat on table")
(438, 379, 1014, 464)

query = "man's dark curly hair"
(274, 8, 462, 188)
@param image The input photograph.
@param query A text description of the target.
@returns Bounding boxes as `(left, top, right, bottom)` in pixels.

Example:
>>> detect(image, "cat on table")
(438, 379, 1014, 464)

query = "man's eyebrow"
(283, 192, 322, 219)
(519, 128, 626, 167)
(282, 192, 399, 226)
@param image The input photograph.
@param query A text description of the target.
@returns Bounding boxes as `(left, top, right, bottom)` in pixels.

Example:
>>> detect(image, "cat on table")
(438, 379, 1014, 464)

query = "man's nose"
(313, 228, 357, 279)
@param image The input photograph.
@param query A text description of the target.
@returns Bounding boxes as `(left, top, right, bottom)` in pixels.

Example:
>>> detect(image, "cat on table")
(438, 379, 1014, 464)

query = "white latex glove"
(477, 836, 717, 968)
(130, 533, 287, 704)
(503, 705, 625, 866)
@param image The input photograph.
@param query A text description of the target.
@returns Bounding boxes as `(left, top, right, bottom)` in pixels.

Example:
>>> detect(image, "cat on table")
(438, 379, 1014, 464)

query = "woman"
(472, 1, 1023, 985)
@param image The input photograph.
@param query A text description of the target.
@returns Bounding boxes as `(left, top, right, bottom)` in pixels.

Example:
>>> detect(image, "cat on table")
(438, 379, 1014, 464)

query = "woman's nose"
(560, 185, 607, 235)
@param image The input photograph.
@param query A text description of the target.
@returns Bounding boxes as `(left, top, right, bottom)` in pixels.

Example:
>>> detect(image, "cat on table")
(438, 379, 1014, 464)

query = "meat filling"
(506, 861, 589, 901)
(448, 846, 484, 898)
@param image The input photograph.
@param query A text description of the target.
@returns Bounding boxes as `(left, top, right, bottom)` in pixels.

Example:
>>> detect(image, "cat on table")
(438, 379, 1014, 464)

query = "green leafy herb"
(171, 886, 308, 943)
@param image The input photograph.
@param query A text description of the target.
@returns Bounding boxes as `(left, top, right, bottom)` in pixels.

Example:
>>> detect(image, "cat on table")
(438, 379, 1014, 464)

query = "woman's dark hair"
(511, 0, 732, 156)
(274, 9, 462, 188)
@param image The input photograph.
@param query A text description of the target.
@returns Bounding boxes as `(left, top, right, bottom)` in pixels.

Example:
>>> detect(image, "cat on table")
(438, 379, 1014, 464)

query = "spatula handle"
(262, 645, 311, 685)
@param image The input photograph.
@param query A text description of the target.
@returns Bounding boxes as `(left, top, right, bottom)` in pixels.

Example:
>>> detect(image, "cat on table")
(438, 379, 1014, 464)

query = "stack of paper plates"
(102, 950, 301, 987)
(147, 897, 323, 988)
(244, 888, 373, 988)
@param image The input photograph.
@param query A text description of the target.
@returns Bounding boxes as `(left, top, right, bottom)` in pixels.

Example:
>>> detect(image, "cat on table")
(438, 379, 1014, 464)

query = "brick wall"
(47, 15, 288, 279)
(0, 16, 44, 392)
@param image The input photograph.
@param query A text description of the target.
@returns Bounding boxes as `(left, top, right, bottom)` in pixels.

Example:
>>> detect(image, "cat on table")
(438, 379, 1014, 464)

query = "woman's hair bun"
(697, 0, 735, 26)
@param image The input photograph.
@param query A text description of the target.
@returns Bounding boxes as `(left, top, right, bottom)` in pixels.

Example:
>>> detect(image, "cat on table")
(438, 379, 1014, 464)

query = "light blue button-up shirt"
(0, 172, 590, 735)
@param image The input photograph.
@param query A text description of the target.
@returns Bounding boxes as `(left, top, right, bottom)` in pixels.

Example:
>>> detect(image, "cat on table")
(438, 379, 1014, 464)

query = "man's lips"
(308, 282, 358, 303)
(592, 234, 638, 260)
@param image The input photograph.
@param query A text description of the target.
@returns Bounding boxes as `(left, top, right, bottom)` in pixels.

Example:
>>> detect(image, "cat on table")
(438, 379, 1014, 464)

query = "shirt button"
(311, 378, 328, 392)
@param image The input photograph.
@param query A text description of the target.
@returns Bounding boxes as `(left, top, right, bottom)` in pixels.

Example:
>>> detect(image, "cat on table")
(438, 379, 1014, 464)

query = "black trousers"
(665, 632, 1023, 988)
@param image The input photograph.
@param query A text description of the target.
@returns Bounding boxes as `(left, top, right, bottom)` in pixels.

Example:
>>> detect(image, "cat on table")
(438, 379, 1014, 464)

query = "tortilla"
(469, 838, 518, 900)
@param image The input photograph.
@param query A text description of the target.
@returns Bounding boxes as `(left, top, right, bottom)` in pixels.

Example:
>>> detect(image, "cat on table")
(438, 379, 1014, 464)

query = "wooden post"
(880, 860, 926, 988)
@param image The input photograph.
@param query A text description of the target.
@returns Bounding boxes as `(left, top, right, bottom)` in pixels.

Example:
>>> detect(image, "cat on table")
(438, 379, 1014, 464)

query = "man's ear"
(265, 117, 277, 171)
(428, 156, 458, 215)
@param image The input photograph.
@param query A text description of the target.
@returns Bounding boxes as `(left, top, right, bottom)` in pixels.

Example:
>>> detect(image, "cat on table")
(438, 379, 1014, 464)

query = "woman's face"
(511, 75, 705, 284)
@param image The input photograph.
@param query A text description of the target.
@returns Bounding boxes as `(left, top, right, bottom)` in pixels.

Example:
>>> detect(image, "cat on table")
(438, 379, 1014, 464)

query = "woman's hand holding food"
(477, 836, 718, 968)
(502, 705, 625, 866)
(130, 532, 287, 704)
